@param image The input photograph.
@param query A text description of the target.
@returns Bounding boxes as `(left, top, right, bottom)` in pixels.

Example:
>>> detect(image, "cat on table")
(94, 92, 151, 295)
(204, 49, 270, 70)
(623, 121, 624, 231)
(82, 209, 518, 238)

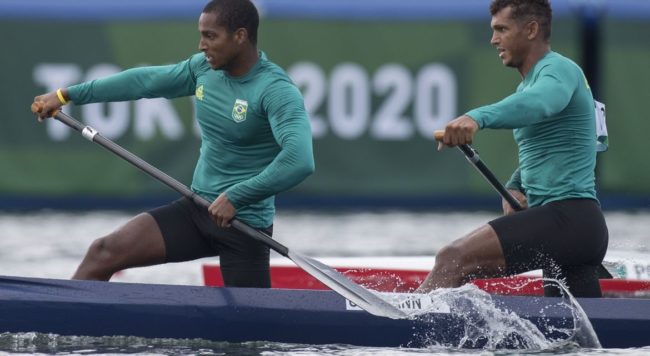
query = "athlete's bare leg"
(416, 224, 507, 292)
(72, 213, 166, 280)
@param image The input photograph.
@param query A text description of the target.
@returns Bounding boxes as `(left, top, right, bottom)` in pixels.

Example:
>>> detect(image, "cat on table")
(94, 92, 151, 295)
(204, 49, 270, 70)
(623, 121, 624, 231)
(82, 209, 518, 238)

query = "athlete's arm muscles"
(468, 64, 577, 129)
(67, 55, 203, 105)
(225, 81, 315, 208)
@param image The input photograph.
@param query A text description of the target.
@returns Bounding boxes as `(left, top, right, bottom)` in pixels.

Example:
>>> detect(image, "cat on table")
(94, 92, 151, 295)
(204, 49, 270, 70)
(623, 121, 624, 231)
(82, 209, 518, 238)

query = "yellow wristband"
(56, 88, 68, 105)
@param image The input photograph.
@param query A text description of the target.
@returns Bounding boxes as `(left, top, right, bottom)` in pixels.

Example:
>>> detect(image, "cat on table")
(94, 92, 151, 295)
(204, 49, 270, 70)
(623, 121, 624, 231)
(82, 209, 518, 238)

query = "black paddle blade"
(288, 251, 407, 319)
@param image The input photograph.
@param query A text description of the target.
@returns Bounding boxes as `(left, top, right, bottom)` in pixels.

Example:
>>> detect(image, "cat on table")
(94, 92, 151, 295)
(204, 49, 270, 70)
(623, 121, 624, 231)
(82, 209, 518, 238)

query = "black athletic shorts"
(489, 198, 608, 298)
(148, 197, 271, 288)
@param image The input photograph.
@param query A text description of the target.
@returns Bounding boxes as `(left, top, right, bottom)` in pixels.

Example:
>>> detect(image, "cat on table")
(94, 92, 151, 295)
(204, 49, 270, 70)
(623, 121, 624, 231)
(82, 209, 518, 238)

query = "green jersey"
(68, 52, 315, 228)
(467, 51, 597, 207)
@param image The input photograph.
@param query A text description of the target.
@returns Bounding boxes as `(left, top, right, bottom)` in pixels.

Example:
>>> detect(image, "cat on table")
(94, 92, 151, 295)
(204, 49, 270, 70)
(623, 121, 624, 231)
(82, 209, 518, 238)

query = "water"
(0, 209, 648, 355)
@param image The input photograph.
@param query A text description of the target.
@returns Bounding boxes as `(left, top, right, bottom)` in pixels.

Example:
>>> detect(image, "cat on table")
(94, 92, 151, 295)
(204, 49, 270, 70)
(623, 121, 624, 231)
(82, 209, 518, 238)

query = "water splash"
(382, 278, 600, 350)
(540, 278, 601, 348)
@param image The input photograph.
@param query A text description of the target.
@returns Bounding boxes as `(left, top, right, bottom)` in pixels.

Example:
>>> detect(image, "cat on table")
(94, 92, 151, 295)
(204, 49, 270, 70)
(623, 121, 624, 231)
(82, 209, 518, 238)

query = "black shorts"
(489, 198, 608, 297)
(148, 197, 271, 288)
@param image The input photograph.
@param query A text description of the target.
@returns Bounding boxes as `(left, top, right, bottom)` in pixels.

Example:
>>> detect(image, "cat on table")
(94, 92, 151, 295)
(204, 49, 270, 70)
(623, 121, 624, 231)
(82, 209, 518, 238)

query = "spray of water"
(381, 277, 600, 350)
(539, 278, 601, 348)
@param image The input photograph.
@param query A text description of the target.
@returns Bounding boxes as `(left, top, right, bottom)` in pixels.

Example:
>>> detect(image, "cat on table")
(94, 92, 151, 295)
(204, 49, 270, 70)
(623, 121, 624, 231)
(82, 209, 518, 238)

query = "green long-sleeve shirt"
(68, 52, 315, 228)
(467, 51, 597, 207)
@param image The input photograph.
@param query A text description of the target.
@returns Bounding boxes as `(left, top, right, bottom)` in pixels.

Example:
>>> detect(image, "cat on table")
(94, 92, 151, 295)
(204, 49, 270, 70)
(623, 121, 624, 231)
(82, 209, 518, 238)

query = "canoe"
(0, 275, 648, 349)
(203, 253, 650, 296)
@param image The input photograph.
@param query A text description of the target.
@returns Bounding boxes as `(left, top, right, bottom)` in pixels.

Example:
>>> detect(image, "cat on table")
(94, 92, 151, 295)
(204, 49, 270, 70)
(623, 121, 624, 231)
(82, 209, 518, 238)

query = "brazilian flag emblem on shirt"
(232, 99, 248, 123)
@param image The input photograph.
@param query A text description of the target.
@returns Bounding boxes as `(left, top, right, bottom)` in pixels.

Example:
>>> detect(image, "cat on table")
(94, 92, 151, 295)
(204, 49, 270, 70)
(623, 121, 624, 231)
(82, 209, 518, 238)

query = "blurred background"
(0, 0, 649, 212)
(1, 3, 649, 354)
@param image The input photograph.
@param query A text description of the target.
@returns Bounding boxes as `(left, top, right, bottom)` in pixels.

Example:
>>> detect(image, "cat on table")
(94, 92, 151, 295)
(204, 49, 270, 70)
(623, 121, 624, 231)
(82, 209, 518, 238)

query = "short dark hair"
(202, 0, 259, 44)
(490, 0, 552, 41)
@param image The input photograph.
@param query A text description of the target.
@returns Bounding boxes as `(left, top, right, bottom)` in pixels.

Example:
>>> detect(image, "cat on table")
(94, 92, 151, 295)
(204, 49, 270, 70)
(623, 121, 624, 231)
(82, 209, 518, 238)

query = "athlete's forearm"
(226, 130, 314, 209)
(67, 62, 195, 105)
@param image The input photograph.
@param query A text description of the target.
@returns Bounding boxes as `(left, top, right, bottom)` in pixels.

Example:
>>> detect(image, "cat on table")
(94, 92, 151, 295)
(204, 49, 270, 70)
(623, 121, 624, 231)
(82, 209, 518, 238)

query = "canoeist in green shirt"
(417, 0, 608, 297)
(32, 0, 314, 288)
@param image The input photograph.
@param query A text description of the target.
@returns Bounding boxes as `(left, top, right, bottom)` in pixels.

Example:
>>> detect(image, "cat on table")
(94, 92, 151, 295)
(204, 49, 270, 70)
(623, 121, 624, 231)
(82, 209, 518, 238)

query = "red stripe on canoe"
(203, 265, 650, 297)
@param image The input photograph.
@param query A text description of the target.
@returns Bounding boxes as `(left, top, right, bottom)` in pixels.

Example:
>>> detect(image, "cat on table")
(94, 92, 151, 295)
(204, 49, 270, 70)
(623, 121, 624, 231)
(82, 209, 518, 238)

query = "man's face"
(198, 12, 240, 70)
(490, 6, 530, 68)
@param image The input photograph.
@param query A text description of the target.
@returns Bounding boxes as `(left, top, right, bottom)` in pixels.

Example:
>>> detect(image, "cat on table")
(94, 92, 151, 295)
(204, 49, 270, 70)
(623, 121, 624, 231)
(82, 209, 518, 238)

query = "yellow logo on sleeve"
(195, 85, 204, 101)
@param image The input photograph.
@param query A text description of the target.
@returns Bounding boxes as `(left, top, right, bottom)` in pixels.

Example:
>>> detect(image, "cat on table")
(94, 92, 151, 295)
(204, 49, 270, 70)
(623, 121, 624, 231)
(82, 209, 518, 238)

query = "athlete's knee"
(85, 236, 120, 266)
(437, 240, 490, 283)
(434, 244, 466, 278)
(74, 235, 123, 280)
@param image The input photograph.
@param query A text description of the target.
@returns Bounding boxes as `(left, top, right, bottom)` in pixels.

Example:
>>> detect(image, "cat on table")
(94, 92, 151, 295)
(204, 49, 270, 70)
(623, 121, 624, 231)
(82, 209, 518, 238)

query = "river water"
(0, 209, 649, 355)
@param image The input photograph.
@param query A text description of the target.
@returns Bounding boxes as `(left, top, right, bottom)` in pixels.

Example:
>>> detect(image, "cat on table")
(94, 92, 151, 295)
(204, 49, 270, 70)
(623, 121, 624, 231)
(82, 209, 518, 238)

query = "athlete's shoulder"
(257, 52, 294, 82)
(534, 51, 584, 84)
(256, 52, 302, 98)
(187, 52, 212, 75)
(538, 51, 582, 74)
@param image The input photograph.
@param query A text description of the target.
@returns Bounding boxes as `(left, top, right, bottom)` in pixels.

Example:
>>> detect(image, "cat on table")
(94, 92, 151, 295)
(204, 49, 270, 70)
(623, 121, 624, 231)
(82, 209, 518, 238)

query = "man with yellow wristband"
(31, 0, 315, 288)
(56, 89, 68, 105)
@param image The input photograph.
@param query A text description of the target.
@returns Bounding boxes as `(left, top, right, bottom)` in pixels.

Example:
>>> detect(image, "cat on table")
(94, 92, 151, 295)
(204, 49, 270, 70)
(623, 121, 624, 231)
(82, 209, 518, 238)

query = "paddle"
(433, 130, 613, 279)
(433, 131, 523, 211)
(33, 105, 406, 319)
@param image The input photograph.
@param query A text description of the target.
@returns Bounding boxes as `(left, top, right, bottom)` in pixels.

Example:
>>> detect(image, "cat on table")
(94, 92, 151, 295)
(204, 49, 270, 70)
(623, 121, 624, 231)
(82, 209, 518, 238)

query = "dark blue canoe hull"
(0, 276, 648, 348)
